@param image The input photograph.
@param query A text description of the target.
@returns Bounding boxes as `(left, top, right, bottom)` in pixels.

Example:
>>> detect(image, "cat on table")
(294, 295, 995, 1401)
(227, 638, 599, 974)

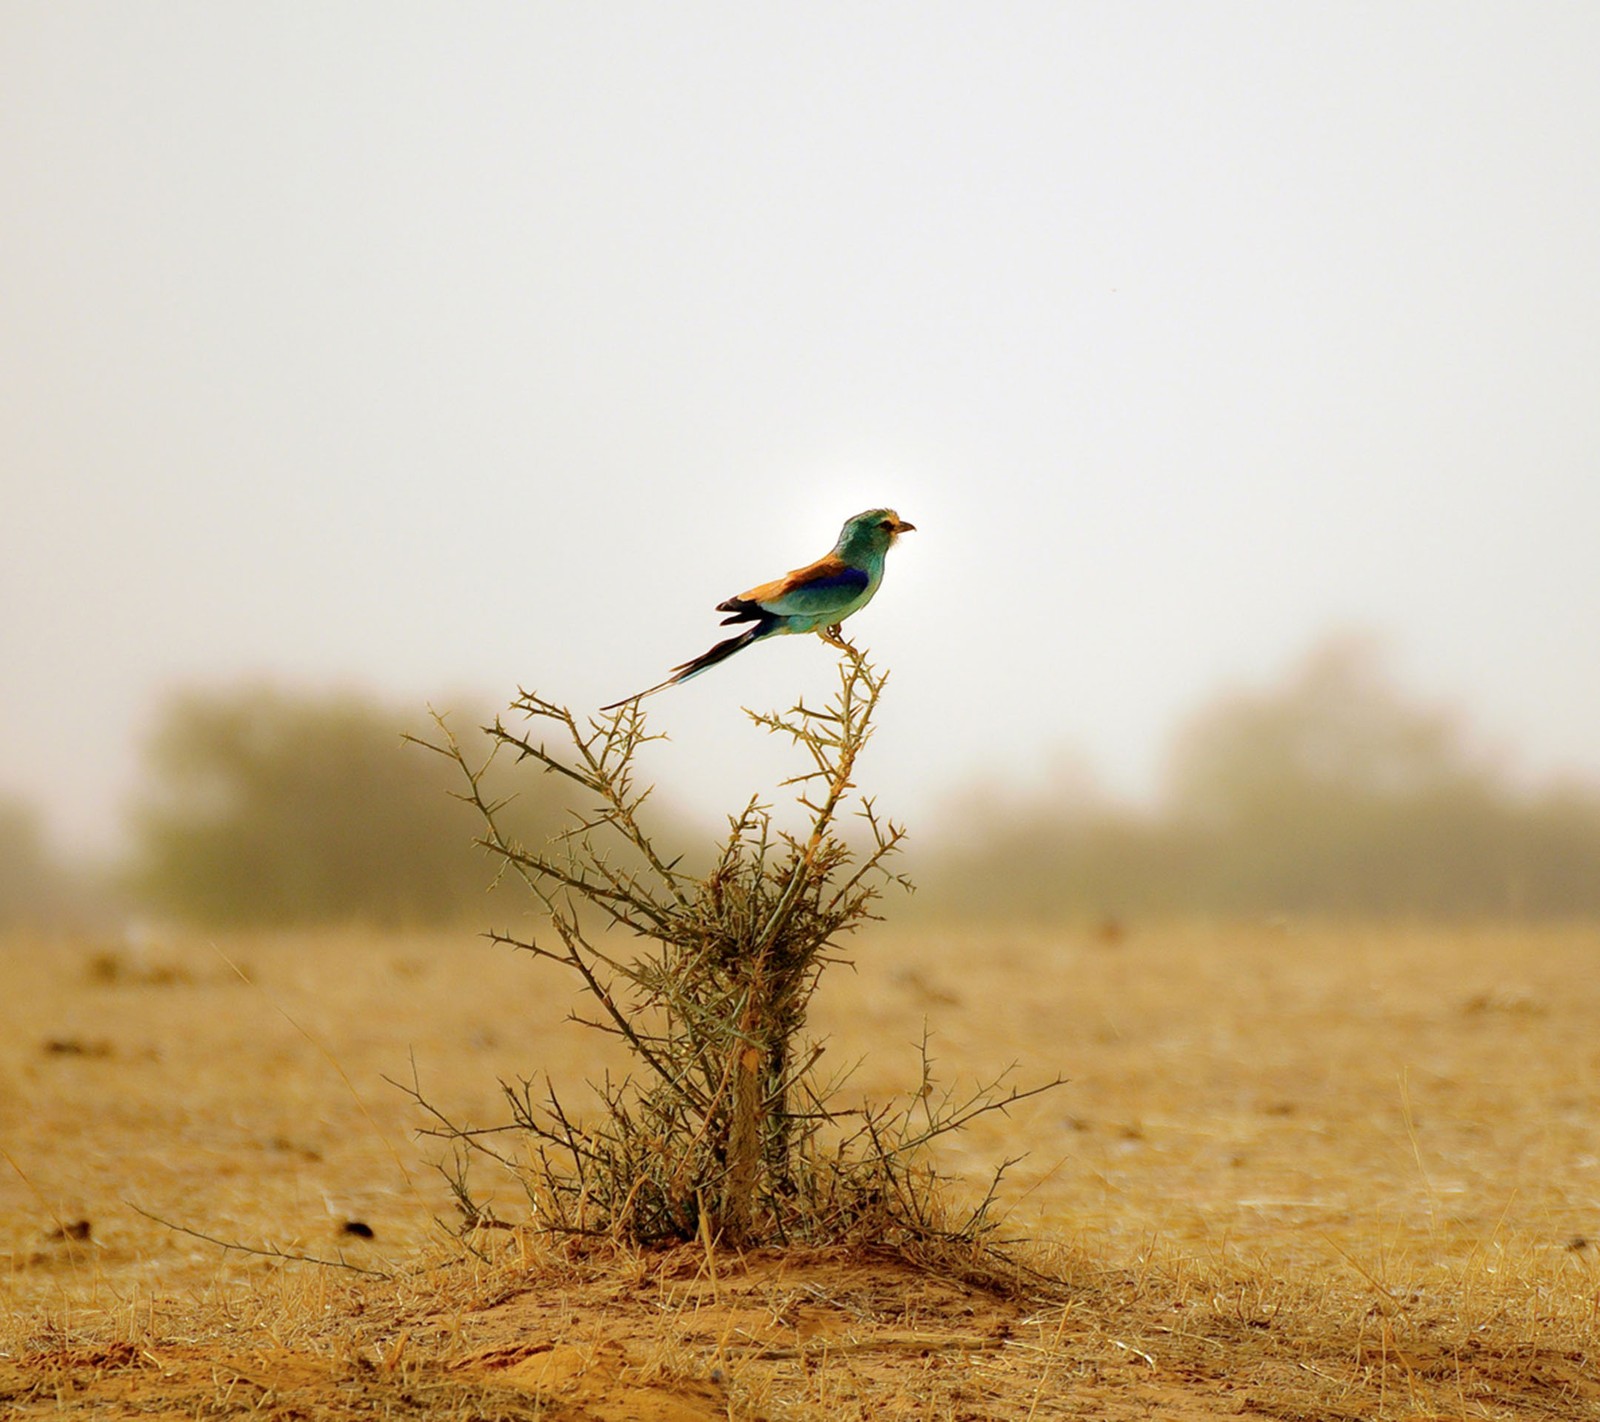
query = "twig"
(125, 1202, 392, 1278)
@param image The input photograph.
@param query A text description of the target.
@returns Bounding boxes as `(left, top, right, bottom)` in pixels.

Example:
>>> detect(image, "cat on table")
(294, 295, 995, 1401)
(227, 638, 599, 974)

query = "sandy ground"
(2, 918, 1597, 1417)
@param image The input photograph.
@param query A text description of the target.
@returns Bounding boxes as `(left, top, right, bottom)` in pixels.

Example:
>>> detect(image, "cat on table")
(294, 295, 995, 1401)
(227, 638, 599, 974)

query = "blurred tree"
(1168, 635, 1469, 823)
(924, 634, 1600, 921)
(0, 795, 62, 927)
(1164, 634, 1515, 914)
(129, 687, 577, 926)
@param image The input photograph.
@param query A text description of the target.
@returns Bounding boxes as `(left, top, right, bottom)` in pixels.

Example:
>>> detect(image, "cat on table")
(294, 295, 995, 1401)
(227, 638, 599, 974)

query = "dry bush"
(407, 646, 1061, 1262)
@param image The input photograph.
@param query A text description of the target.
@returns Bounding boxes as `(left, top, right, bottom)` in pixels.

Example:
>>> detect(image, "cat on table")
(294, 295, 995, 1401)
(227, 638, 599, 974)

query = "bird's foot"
(819, 624, 858, 653)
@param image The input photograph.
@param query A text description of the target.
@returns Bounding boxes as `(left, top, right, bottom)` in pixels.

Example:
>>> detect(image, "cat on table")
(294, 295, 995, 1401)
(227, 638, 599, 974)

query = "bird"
(602, 508, 916, 710)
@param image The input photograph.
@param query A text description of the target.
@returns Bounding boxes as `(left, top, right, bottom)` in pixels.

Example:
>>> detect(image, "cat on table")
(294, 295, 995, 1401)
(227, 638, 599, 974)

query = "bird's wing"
(735, 555, 871, 618)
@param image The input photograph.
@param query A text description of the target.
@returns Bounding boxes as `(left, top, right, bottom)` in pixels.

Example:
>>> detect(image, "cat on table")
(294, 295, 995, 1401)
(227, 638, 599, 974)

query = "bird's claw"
(819, 624, 858, 653)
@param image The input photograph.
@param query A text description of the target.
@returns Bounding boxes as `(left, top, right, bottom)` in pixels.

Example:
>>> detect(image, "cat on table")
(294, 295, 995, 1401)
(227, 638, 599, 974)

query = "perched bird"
(602, 508, 915, 710)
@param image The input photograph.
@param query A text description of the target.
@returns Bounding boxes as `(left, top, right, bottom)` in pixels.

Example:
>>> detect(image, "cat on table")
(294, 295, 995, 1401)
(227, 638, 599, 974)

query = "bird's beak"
(894, 520, 916, 534)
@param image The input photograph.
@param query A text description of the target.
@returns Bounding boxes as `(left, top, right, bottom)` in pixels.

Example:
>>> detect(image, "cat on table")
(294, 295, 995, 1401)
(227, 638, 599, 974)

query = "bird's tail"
(601, 620, 778, 711)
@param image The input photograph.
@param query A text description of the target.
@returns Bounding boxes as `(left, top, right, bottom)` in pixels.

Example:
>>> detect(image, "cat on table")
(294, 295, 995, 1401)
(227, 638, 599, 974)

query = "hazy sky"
(4, 4, 1599, 853)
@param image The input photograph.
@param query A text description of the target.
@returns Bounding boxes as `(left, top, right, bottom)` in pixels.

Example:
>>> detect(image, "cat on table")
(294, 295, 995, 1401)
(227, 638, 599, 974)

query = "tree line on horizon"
(3, 636, 1598, 931)
(924, 637, 1600, 920)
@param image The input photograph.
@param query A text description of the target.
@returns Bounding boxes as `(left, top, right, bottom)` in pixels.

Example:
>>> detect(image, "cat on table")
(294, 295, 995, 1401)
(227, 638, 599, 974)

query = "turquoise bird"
(603, 508, 916, 710)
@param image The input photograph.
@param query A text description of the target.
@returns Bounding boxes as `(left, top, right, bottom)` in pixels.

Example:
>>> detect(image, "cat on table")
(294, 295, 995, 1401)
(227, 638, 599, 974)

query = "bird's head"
(836, 508, 916, 560)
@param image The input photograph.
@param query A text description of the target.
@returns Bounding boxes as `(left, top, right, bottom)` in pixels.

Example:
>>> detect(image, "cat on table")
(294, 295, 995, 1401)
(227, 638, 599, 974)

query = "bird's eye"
(879, 519, 893, 529)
